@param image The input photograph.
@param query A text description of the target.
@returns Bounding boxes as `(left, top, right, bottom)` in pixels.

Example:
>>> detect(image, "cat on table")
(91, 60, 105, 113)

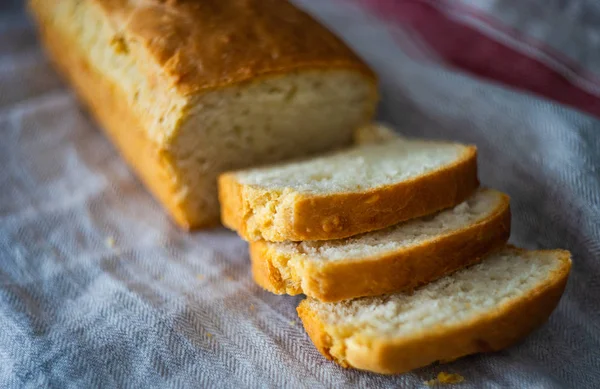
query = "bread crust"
(250, 190, 511, 301)
(297, 249, 572, 374)
(219, 146, 479, 241)
(297, 302, 337, 363)
(74, 0, 375, 95)
(29, 2, 203, 228)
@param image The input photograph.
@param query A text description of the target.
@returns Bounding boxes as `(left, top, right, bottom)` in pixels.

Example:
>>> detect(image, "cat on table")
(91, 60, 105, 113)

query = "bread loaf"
(298, 247, 571, 374)
(219, 138, 478, 241)
(29, 0, 378, 229)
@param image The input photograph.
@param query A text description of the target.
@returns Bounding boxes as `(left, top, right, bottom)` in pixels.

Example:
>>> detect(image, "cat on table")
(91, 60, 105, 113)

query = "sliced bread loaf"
(250, 189, 510, 301)
(219, 138, 479, 241)
(297, 247, 571, 374)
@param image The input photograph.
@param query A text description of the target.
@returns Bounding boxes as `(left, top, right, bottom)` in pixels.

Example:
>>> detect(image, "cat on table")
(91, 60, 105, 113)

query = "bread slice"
(29, 0, 377, 229)
(219, 138, 479, 241)
(250, 189, 510, 302)
(297, 247, 571, 374)
(353, 123, 400, 145)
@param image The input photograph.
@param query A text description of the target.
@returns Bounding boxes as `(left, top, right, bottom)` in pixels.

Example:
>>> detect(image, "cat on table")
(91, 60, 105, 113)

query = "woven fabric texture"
(0, 0, 598, 388)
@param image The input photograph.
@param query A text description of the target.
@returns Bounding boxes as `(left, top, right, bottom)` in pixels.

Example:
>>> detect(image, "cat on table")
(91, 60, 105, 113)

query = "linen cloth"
(0, 0, 598, 387)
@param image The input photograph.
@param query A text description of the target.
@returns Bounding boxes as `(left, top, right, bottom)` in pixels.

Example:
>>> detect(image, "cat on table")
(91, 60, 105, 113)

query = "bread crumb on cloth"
(105, 237, 115, 248)
(425, 372, 465, 386)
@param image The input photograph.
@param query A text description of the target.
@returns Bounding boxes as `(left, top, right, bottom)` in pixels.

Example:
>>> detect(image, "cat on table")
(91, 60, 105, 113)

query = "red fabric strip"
(448, 3, 600, 88)
(353, 0, 600, 118)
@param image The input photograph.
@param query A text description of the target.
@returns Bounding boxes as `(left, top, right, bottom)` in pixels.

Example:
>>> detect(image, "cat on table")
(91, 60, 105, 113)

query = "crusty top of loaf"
(93, 0, 375, 94)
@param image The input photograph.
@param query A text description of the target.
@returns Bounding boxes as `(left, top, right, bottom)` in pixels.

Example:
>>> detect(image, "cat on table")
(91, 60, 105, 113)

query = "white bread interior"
(234, 139, 467, 194)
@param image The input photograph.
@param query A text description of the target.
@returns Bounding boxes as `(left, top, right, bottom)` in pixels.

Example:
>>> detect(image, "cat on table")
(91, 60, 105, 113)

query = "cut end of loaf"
(166, 71, 378, 228)
(298, 247, 571, 374)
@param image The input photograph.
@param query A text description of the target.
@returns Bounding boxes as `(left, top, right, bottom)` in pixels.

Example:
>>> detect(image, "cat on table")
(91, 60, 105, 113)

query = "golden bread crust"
(71, 0, 375, 95)
(219, 146, 479, 241)
(249, 241, 301, 295)
(29, 3, 205, 228)
(296, 302, 339, 364)
(297, 249, 572, 374)
(250, 190, 511, 301)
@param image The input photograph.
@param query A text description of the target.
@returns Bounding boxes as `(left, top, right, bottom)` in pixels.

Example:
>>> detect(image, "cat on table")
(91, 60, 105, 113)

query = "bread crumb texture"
(236, 139, 467, 194)
(105, 237, 115, 248)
